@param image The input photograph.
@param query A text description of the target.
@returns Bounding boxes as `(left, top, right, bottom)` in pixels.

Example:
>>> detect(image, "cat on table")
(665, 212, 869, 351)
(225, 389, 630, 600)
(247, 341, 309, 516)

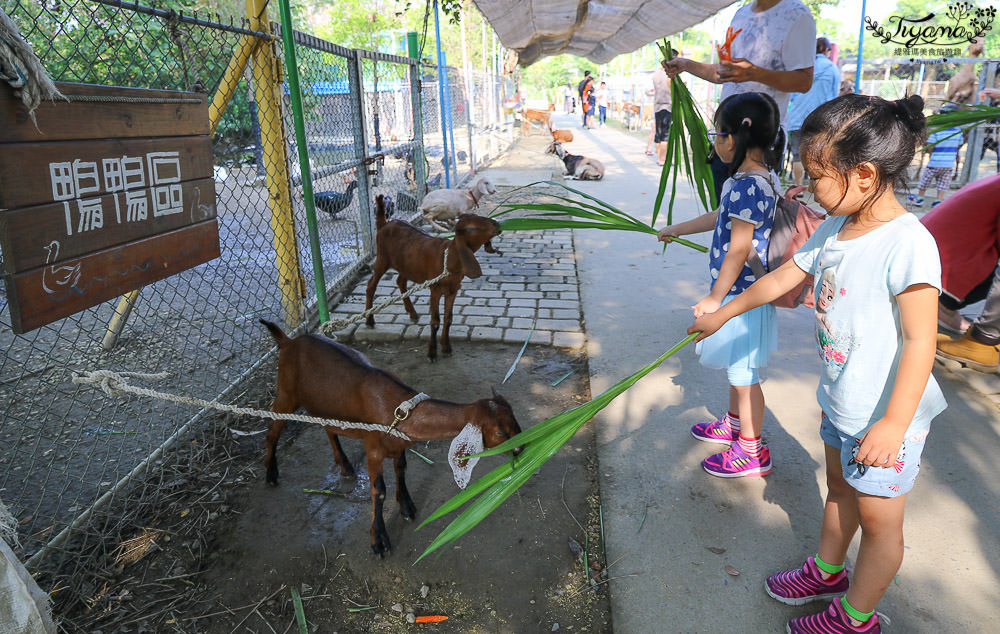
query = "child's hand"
(692, 295, 721, 318)
(855, 421, 906, 469)
(689, 311, 723, 341)
(658, 226, 681, 243)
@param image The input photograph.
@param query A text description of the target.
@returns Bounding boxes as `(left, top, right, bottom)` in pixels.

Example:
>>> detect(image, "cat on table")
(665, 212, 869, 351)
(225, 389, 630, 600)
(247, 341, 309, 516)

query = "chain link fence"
(0, 0, 512, 624)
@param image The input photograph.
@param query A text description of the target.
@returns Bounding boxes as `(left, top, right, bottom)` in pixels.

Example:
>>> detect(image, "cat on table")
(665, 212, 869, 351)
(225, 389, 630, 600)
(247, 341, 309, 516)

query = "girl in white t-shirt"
(691, 93, 945, 634)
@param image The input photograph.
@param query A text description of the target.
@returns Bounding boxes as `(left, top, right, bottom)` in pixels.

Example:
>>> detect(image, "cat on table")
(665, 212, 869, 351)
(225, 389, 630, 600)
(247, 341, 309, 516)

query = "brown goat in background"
(260, 320, 523, 556)
(365, 195, 503, 361)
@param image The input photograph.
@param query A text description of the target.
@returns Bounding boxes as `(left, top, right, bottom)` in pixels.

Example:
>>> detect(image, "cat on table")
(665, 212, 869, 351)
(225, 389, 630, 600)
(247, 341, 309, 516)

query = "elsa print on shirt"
(815, 267, 854, 378)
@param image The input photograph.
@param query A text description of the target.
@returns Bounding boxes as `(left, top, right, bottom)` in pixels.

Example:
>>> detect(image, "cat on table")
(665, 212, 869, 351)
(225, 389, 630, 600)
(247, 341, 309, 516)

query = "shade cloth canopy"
(473, 0, 737, 66)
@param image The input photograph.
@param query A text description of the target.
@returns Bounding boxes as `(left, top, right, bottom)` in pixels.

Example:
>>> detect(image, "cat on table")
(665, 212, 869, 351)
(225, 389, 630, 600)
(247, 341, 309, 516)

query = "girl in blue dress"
(658, 91, 782, 478)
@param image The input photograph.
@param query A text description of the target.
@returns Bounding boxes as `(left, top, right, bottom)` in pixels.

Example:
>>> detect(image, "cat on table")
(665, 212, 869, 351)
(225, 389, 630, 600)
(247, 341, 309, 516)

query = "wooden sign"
(0, 82, 220, 333)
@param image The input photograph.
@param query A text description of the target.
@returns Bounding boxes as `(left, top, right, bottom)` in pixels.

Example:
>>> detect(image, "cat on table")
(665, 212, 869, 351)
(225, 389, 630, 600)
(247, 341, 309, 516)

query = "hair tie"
(741, 117, 752, 127)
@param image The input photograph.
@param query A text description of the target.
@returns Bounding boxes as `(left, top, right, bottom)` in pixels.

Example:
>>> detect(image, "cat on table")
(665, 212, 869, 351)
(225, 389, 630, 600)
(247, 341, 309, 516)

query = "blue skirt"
(696, 295, 777, 371)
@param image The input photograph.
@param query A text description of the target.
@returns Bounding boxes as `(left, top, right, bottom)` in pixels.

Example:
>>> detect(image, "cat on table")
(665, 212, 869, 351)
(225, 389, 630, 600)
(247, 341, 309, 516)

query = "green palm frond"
(652, 40, 718, 226)
(489, 180, 707, 253)
(415, 333, 700, 563)
(925, 102, 1000, 148)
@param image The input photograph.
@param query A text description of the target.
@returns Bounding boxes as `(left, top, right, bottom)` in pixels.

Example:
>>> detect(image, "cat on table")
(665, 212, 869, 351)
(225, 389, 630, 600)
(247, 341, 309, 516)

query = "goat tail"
(260, 319, 290, 346)
(375, 194, 387, 230)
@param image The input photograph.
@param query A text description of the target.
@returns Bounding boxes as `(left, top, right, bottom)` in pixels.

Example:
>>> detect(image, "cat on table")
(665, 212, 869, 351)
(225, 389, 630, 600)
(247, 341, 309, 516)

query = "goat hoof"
(400, 502, 417, 520)
(365, 320, 375, 329)
(409, 315, 419, 323)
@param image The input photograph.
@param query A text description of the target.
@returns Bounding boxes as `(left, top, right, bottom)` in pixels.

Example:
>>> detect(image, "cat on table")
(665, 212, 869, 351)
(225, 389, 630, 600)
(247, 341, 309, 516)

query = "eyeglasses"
(706, 129, 730, 142)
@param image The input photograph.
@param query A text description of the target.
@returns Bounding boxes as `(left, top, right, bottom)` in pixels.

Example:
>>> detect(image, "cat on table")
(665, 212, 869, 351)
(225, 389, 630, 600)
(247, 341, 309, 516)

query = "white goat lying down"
(418, 176, 496, 231)
(546, 141, 605, 181)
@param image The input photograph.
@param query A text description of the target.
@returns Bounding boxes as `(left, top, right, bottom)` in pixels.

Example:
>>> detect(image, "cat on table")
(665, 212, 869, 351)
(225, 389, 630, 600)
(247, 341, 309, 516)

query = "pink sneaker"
(691, 416, 738, 444)
(766, 557, 849, 605)
(702, 442, 772, 478)
(787, 599, 881, 633)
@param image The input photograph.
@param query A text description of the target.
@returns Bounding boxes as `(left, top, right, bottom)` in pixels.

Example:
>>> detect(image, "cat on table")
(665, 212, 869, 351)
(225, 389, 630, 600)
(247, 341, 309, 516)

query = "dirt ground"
(61, 338, 611, 634)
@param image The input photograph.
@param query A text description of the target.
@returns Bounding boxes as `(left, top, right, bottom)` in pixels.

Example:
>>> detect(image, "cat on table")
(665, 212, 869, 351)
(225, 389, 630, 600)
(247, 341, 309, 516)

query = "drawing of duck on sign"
(41, 240, 81, 295)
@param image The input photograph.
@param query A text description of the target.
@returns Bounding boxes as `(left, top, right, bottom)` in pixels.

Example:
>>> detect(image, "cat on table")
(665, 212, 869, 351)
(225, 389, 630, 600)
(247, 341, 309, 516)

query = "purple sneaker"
(702, 442, 772, 477)
(691, 416, 738, 444)
(787, 599, 881, 634)
(766, 557, 849, 605)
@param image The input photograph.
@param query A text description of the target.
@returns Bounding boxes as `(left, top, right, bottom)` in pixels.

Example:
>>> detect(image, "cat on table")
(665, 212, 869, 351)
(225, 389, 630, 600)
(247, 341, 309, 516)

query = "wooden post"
(247, 0, 305, 328)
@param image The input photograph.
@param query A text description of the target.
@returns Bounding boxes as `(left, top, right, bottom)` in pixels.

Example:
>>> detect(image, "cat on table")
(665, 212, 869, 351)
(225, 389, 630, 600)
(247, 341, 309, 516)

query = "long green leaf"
(415, 333, 700, 563)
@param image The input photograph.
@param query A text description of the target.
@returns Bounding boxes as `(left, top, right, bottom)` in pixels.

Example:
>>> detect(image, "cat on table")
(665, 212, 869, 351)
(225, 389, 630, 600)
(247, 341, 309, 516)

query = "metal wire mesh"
(0, 0, 511, 623)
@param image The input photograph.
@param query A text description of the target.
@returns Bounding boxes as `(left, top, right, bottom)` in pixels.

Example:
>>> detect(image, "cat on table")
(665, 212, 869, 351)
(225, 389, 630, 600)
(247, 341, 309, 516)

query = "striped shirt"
(926, 127, 962, 168)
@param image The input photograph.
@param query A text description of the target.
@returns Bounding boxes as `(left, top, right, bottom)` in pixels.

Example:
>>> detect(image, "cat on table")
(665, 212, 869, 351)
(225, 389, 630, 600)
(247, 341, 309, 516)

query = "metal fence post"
(407, 43, 427, 204)
(960, 61, 997, 187)
(348, 50, 375, 254)
(247, 0, 305, 328)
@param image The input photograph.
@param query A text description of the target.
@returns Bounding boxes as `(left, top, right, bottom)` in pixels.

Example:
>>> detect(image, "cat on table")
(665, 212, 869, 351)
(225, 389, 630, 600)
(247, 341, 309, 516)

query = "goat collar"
(467, 188, 480, 208)
(390, 392, 431, 431)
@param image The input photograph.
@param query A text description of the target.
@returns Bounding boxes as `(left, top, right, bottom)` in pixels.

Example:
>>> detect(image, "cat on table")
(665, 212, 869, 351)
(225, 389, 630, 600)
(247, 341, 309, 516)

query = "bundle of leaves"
(652, 39, 717, 226)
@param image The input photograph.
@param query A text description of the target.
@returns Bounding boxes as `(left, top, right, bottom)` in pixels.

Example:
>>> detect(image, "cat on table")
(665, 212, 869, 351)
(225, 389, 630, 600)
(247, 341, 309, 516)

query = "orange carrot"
(415, 615, 449, 623)
(716, 27, 742, 62)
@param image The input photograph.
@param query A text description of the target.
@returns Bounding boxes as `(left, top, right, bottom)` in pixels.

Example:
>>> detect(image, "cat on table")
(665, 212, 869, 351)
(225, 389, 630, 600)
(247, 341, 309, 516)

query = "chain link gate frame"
(0, 0, 513, 623)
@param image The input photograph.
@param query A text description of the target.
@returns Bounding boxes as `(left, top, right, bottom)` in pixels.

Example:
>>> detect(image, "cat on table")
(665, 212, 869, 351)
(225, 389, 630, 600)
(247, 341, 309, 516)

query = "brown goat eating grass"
(260, 319, 523, 557)
(366, 194, 503, 361)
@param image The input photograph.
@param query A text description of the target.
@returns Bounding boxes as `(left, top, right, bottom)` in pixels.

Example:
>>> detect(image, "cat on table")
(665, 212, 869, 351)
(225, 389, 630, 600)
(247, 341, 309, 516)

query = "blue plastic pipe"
(433, 0, 451, 187)
(854, 0, 866, 93)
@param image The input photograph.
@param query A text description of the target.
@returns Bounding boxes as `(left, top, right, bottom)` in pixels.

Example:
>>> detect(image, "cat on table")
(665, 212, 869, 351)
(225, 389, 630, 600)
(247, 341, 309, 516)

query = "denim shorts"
(820, 413, 928, 497)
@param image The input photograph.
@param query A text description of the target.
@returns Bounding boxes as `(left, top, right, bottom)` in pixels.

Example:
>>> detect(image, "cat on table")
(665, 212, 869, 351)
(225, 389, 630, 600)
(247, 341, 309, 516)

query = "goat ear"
(455, 234, 483, 279)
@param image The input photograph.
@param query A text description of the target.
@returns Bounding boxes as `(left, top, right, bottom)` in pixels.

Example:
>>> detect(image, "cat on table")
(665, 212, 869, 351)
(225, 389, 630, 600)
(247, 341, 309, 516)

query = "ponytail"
(714, 92, 782, 177)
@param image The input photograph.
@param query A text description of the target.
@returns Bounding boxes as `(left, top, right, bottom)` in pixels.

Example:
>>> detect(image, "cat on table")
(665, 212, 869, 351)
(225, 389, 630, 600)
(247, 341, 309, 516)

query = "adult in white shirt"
(665, 0, 816, 200)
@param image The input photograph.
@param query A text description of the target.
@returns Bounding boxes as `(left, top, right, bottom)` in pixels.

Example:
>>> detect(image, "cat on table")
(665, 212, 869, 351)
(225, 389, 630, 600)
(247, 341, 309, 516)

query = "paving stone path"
(330, 198, 586, 351)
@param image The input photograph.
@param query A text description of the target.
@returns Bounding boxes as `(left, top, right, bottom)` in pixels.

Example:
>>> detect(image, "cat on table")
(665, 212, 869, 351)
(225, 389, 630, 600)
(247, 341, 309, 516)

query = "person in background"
(666, 0, 815, 202)
(921, 173, 1000, 373)
(909, 104, 962, 208)
(652, 58, 672, 165)
(562, 83, 572, 113)
(596, 81, 609, 126)
(583, 75, 596, 129)
(578, 70, 591, 127)
(787, 37, 840, 186)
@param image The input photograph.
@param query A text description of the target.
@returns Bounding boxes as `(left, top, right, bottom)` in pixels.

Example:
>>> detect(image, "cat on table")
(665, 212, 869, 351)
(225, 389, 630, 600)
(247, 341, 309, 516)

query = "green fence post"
(277, 0, 329, 323)
(407, 31, 427, 203)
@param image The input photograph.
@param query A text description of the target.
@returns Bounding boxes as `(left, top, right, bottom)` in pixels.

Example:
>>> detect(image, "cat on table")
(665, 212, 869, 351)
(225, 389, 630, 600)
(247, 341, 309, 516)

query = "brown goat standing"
(260, 320, 522, 557)
(365, 194, 502, 361)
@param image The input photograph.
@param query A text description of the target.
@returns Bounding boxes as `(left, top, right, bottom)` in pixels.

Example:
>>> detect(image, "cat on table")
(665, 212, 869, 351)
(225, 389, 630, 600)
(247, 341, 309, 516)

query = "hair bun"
(894, 95, 926, 135)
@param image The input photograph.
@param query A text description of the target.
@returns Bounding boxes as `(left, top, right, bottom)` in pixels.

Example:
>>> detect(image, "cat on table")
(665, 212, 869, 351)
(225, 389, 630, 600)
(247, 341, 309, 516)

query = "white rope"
(320, 246, 452, 337)
(71, 370, 412, 441)
(0, 8, 66, 124)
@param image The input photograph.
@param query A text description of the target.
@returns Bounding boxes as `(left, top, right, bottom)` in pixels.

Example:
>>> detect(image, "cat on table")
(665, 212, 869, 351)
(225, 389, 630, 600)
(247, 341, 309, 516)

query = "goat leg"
(397, 276, 419, 323)
(324, 428, 356, 478)
(264, 420, 285, 485)
(393, 452, 417, 520)
(427, 288, 442, 362)
(365, 260, 389, 328)
(369, 468, 392, 557)
(440, 291, 457, 357)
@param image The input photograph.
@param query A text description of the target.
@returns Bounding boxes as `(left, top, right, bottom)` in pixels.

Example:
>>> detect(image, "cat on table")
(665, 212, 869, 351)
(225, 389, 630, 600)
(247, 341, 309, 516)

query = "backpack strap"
(728, 171, 778, 278)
